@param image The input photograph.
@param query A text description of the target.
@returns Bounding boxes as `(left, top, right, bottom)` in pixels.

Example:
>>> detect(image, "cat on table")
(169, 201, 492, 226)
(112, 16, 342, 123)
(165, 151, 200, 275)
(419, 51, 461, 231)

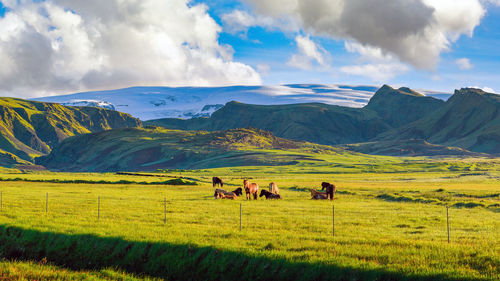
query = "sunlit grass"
(0, 260, 160, 280)
(0, 166, 498, 280)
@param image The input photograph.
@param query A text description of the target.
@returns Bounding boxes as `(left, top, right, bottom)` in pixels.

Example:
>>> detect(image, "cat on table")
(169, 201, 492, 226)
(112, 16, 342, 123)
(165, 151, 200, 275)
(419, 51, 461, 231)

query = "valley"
(0, 85, 497, 281)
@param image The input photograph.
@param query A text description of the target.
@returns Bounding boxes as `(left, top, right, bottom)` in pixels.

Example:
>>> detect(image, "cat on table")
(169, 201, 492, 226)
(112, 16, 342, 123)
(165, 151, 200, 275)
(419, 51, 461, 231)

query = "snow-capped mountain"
(33, 84, 451, 121)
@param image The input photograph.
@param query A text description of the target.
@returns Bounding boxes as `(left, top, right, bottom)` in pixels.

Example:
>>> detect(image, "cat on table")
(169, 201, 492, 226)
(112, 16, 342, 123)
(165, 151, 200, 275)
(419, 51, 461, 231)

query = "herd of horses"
(212, 177, 336, 200)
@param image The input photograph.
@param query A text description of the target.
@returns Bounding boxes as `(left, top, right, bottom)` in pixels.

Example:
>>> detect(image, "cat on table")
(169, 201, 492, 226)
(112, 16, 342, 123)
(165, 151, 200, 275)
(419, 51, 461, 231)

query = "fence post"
(446, 206, 450, 243)
(98, 196, 100, 221)
(240, 203, 242, 231)
(332, 204, 335, 237)
(46, 193, 48, 213)
(164, 197, 167, 224)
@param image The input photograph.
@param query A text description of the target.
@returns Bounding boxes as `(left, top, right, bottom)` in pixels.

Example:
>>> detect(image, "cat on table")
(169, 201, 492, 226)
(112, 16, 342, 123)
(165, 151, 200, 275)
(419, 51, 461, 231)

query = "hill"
(36, 127, 356, 172)
(0, 98, 141, 166)
(146, 85, 445, 146)
(340, 139, 483, 156)
(378, 88, 500, 153)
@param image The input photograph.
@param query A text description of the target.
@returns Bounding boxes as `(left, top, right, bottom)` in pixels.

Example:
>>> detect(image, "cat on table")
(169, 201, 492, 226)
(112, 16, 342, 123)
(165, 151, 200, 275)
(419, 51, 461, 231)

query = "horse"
(243, 179, 259, 200)
(214, 189, 226, 199)
(310, 189, 328, 200)
(212, 177, 224, 188)
(321, 182, 336, 200)
(260, 190, 282, 199)
(269, 182, 279, 194)
(214, 188, 243, 200)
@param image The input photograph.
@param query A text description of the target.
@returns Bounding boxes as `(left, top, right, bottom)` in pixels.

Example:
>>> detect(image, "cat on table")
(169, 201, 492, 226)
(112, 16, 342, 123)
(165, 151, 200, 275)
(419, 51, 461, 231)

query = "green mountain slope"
(378, 88, 500, 153)
(36, 127, 357, 172)
(365, 85, 445, 127)
(157, 101, 392, 144)
(0, 98, 142, 166)
(146, 86, 444, 147)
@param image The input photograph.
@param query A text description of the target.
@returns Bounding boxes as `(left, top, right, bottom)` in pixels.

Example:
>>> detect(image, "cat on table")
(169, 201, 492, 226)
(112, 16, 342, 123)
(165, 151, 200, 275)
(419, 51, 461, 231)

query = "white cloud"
(244, 0, 485, 70)
(471, 86, 496, 93)
(287, 35, 331, 70)
(344, 41, 396, 62)
(341, 41, 409, 81)
(456, 58, 474, 70)
(341, 63, 410, 81)
(482, 0, 500, 6)
(0, 0, 261, 97)
(221, 9, 298, 36)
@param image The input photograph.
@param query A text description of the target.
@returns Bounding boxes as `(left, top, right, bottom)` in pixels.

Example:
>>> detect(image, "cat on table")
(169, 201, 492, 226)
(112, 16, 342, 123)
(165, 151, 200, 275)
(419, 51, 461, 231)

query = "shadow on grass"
(0, 225, 485, 281)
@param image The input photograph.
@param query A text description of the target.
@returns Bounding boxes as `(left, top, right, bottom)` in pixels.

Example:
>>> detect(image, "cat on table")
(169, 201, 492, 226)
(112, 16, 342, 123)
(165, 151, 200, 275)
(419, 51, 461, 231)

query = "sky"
(0, 0, 499, 98)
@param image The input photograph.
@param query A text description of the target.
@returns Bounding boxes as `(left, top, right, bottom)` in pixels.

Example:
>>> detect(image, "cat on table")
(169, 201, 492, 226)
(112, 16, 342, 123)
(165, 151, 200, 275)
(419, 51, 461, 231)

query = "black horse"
(259, 190, 282, 199)
(212, 177, 224, 188)
(321, 182, 336, 200)
(232, 188, 243, 196)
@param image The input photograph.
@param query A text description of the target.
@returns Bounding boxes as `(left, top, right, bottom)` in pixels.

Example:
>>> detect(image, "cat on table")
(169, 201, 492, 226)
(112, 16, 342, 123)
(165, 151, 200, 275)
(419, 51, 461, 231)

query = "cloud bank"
(241, 0, 485, 70)
(0, 0, 261, 97)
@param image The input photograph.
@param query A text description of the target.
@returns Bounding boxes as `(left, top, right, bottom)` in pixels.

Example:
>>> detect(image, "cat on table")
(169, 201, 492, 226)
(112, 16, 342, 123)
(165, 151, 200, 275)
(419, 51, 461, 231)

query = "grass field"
(0, 260, 160, 280)
(0, 160, 498, 280)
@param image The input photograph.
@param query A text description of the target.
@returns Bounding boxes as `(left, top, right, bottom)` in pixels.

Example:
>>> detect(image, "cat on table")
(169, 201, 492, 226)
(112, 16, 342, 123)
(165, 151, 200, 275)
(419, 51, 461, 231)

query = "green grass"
(0, 260, 161, 280)
(0, 165, 498, 280)
(0, 176, 197, 186)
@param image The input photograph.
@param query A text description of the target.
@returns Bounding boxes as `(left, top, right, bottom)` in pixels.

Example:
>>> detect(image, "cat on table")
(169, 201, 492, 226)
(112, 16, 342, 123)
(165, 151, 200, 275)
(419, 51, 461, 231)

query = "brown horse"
(269, 182, 279, 194)
(321, 182, 336, 200)
(214, 188, 243, 199)
(260, 190, 282, 199)
(310, 189, 328, 200)
(243, 179, 259, 200)
(212, 177, 223, 188)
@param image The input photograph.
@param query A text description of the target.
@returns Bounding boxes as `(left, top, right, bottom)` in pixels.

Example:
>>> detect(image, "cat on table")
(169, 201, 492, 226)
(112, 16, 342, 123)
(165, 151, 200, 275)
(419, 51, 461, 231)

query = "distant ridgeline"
(0, 85, 498, 171)
(146, 86, 500, 154)
(0, 98, 141, 167)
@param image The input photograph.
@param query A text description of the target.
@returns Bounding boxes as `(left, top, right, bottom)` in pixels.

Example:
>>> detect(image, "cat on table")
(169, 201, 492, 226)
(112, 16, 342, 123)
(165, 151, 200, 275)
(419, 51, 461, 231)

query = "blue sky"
(0, 0, 499, 97)
(198, 0, 500, 92)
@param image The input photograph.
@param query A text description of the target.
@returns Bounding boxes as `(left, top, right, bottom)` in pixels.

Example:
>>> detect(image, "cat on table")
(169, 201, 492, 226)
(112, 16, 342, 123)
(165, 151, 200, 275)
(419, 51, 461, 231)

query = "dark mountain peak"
(380, 86, 500, 154)
(455, 87, 490, 95)
(378, 84, 394, 92)
(398, 87, 424, 97)
(365, 85, 444, 128)
(448, 88, 500, 105)
(370, 85, 425, 100)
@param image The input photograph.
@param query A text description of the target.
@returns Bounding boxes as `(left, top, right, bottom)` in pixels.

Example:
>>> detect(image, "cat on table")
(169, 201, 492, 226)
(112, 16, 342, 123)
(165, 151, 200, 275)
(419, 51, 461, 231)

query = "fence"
(0, 189, 490, 245)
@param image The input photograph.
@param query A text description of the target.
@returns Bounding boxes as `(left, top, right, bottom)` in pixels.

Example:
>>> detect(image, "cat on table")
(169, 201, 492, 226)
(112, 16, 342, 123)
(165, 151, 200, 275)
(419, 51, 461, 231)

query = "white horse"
(269, 182, 279, 194)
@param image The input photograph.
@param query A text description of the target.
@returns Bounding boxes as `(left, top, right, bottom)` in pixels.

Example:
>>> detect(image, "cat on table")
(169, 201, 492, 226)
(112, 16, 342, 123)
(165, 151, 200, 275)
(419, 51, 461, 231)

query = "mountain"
(36, 127, 349, 172)
(365, 85, 445, 127)
(378, 88, 500, 154)
(146, 101, 392, 145)
(0, 97, 141, 166)
(146, 85, 446, 146)
(33, 85, 451, 120)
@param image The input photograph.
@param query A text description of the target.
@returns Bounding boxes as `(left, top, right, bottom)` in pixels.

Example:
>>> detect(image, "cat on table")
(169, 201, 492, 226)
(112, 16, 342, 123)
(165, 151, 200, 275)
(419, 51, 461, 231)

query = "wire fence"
(0, 189, 497, 244)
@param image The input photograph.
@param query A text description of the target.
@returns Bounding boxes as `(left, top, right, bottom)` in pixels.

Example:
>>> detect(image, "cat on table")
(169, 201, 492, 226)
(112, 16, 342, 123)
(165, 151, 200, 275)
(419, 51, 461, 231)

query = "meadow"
(0, 159, 498, 280)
